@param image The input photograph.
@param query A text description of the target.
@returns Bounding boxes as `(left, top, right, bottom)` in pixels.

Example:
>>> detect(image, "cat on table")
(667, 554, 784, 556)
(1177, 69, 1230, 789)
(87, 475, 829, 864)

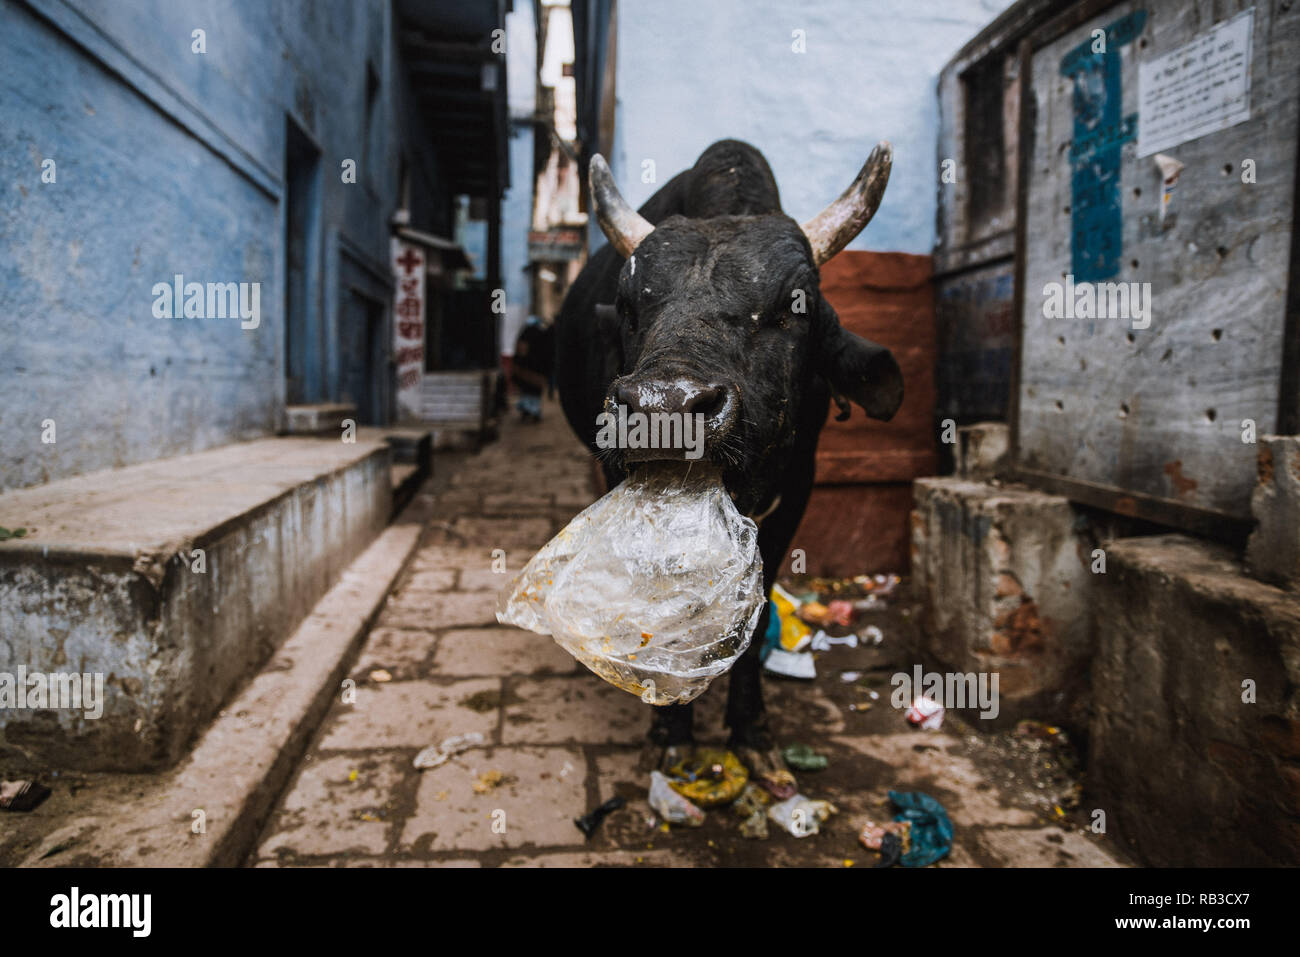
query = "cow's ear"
(814, 298, 903, 422)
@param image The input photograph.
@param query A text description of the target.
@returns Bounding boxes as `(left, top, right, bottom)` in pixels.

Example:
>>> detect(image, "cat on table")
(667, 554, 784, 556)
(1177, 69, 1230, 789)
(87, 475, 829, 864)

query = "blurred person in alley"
(512, 315, 555, 422)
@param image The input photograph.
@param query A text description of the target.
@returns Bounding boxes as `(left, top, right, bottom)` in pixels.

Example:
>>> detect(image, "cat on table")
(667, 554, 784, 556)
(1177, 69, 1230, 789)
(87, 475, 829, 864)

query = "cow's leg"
(722, 408, 821, 780)
(640, 702, 695, 771)
(726, 588, 784, 778)
(725, 435, 820, 777)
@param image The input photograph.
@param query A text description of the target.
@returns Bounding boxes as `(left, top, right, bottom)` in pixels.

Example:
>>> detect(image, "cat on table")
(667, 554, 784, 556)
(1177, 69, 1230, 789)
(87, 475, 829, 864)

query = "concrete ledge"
(1246, 434, 1300, 590)
(0, 436, 392, 770)
(14, 488, 432, 867)
(910, 477, 1093, 729)
(1090, 534, 1300, 866)
(360, 426, 432, 516)
(283, 403, 357, 435)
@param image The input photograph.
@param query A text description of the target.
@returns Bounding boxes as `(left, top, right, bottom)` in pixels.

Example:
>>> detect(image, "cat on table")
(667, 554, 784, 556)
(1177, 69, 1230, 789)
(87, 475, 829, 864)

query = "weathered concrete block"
(955, 422, 1009, 481)
(1089, 535, 1300, 866)
(910, 477, 1093, 729)
(283, 403, 357, 435)
(0, 437, 391, 771)
(1245, 434, 1300, 590)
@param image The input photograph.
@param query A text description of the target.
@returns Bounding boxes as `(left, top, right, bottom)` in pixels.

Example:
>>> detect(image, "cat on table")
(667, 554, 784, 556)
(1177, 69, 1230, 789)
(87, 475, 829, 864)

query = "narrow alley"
(4, 0, 1296, 909)
(250, 401, 1127, 868)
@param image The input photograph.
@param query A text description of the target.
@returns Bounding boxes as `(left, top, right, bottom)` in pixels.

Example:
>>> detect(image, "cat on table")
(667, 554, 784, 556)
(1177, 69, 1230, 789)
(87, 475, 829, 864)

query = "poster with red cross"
(391, 238, 426, 419)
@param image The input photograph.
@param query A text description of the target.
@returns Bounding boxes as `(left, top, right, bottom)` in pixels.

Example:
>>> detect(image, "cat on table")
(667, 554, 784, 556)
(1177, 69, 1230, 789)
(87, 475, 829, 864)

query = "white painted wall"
(501, 1, 539, 356)
(611, 0, 1014, 254)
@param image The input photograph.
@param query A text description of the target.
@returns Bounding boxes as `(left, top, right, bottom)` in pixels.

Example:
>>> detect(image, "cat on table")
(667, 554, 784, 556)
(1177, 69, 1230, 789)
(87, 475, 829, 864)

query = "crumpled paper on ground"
(497, 463, 764, 705)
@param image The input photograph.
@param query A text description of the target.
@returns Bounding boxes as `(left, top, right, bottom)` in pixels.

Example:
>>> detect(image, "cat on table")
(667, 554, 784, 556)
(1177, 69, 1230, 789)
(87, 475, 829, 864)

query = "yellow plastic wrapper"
(666, 749, 750, 807)
(497, 463, 764, 705)
(771, 584, 812, 651)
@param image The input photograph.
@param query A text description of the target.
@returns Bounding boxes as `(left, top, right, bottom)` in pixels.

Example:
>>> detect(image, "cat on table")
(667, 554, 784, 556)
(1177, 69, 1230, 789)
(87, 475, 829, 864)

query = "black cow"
(555, 139, 903, 776)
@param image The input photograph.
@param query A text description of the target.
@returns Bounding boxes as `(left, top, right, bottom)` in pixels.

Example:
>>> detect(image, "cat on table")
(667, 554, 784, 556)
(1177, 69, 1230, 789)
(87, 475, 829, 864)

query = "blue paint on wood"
(1059, 10, 1147, 282)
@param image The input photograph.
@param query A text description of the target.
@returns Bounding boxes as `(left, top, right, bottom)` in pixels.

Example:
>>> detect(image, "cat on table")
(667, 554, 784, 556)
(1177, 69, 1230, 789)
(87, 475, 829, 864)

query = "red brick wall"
(786, 251, 937, 576)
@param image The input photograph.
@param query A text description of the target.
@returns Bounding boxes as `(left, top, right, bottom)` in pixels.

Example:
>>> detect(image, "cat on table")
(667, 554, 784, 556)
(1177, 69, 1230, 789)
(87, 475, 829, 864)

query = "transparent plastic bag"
(497, 463, 764, 705)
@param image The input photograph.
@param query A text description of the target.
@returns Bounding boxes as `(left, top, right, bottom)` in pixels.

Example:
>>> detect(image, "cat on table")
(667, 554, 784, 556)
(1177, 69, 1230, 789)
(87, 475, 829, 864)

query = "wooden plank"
(813, 251, 938, 483)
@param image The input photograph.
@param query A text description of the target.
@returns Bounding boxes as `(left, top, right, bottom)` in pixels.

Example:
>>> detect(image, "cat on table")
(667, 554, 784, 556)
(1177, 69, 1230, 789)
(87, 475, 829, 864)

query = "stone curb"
(20, 488, 434, 868)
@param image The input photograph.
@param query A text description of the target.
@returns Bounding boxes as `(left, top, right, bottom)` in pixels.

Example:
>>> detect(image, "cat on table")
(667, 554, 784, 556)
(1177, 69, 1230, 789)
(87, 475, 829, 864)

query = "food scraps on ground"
(859, 818, 913, 853)
(729, 781, 772, 839)
(472, 769, 514, 794)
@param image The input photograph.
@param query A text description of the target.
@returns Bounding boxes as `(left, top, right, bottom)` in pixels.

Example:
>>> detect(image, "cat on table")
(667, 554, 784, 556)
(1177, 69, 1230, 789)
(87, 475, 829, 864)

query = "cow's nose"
(614, 378, 731, 422)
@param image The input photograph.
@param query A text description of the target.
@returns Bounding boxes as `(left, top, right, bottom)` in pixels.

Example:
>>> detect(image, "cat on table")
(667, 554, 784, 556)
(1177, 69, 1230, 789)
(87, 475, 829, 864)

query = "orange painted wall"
(787, 251, 938, 576)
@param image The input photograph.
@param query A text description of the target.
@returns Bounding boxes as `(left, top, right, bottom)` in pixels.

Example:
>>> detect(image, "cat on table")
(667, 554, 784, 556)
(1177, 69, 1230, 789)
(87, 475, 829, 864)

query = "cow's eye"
(778, 276, 816, 319)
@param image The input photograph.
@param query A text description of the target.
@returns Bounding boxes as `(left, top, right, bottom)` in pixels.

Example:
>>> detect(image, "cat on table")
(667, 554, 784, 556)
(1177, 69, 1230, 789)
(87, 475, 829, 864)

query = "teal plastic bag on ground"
(889, 789, 954, 867)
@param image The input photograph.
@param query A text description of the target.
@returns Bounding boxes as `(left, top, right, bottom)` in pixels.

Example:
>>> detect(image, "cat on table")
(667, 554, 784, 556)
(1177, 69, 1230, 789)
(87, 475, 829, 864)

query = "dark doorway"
(340, 290, 388, 425)
(284, 118, 323, 404)
(439, 283, 496, 370)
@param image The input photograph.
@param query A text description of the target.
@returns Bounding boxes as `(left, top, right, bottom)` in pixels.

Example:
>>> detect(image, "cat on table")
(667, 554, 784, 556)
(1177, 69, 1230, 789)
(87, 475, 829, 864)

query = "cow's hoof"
(638, 741, 694, 774)
(731, 743, 786, 779)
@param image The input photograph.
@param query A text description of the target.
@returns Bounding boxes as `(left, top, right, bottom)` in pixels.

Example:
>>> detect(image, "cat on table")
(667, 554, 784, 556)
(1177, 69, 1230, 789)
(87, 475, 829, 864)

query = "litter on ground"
(413, 731, 487, 770)
(649, 770, 706, 826)
(575, 796, 626, 838)
(905, 694, 945, 730)
(781, 742, 829, 772)
(768, 794, 838, 837)
(666, 749, 749, 807)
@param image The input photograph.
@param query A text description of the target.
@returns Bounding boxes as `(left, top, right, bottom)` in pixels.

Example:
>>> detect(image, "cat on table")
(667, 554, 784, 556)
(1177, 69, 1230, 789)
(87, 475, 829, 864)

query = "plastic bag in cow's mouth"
(496, 462, 764, 705)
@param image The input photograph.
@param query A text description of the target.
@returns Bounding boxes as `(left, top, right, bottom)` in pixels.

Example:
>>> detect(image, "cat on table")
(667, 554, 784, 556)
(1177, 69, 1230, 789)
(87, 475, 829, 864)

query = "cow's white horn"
(801, 141, 892, 266)
(589, 154, 654, 258)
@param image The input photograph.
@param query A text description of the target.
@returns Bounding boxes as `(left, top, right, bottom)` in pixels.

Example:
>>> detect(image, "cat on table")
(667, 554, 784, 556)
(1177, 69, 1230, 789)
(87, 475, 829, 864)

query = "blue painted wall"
(0, 0, 447, 489)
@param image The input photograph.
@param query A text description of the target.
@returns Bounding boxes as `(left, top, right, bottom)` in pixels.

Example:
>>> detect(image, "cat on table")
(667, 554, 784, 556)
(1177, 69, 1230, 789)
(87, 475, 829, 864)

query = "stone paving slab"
(499, 849, 688, 867)
(980, 827, 1123, 868)
(260, 753, 408, 858)
(376, 590, 500, 631)
(254, 856, 483, 868)
(432, 628, 578, 677)
(399, 746, 587, 852)
(502, 676, 647, 746)
(351, 627, 439, 681)
(317, 678, 500, 750)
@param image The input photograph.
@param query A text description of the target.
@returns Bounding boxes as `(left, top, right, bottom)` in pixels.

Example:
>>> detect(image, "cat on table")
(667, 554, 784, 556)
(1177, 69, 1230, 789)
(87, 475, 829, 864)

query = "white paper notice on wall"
(1137, 8, 1254, 157)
